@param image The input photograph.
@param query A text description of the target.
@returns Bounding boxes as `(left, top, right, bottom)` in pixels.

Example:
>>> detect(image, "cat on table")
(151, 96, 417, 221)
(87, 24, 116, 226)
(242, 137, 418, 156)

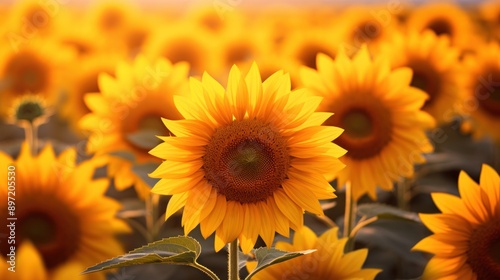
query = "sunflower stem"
(396, 178, 410, 211)
(23, 122, 38, 155)
(343, 181, 356, 238)
(145, 193, 157, 242)
(228, 240, 239, 280)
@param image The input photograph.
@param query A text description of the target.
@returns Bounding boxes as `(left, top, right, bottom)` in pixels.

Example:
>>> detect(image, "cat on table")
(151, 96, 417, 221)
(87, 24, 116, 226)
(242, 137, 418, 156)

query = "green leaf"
(245, 247, 315, 280)
(109, 150, 136, 162)
(126, 129, 162, 150)
(357, 203, 421, 223)
(82, 236, 202, 274)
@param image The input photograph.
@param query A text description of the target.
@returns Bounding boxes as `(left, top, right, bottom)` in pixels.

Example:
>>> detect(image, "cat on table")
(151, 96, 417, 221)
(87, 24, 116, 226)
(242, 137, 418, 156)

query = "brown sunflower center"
(15, 100, 45, 123)
(475, 72, 500, 117)
(0, 194, 80, 269)
(203, 119, 290, 204)
(426, 18, 453, 36)
(467, 218, 500, 279)
(163, 40, 201, 74)
(408, 63, 440, 108)
(326, 95, 392, 160)
(4, 51, 49, 94)
(100, 9, 125, 32)
(227, 44, 253, 67)
(298, 44, 334, 69)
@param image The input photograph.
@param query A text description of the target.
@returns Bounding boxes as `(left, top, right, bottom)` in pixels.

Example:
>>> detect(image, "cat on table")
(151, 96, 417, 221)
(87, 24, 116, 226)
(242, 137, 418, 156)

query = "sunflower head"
(247, 226, 381, 279)
(0, 143, 129, 279)
(413, 164, 500, 279)
(149, 63, 346, 253)
(301, 46, 435, 200)
(7, 94, 51, 125)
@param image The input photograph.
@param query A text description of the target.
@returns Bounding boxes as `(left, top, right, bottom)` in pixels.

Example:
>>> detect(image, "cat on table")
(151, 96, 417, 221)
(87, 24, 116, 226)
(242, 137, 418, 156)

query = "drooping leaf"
(126, 129, 163, 150)
(245, 247, 315, 280)
(357, 203, 421, 223)
(109, 150, 136, 162)
(82, 236, 202, 274)
(132, 162, 160, 188)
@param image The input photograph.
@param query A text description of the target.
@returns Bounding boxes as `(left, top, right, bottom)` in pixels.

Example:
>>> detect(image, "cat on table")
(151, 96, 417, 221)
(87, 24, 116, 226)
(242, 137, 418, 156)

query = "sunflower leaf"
(357, 203, 421, 223)
(82, 236, 203, 274)
(125, 129, 163, 150)
(245, 247, 316, 280)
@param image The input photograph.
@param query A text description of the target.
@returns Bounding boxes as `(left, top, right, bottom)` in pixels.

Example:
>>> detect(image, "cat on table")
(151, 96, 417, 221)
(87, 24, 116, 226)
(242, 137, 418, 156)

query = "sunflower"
(142, 22, 218, 76)
(460, 42, 500, 142)
(247, 226, 381, 279)
(149, 63, 346, 254)
(60, 52, 120, 132)
(300, 47, 435, 200)
(413, 164, 500, 279)
(405, 3, 476, 51)
(79, 56, 189, 199)
(0, 143, 129, 280)
(479, 0, 500, 41)
(336, 6, 401, 55)
(379, 30, 461, 124)
(0, 40, 73, 116)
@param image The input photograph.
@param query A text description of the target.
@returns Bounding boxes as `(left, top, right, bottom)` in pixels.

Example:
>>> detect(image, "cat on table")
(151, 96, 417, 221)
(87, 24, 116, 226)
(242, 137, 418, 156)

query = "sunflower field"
(0, 0, 499, 279)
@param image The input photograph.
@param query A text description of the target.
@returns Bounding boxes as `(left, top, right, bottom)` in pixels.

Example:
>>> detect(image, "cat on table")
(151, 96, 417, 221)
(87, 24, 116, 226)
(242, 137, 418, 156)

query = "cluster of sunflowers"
(0, 0, 500, 279)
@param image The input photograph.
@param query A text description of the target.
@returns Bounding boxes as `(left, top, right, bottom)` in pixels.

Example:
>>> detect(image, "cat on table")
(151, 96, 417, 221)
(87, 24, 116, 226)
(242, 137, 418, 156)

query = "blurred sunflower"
(6, 0, 65, 36)
(380, 30, 461, 124)
(0, 41, 73, 116)
(61, 53, 120, 132)
(336, 6, 401, 55)
(186, 6, 245, 37)
(301, 47, 435, 200)
(149, 63, 346, 254)
(406, 3, 476, 51)
(247, 226, 381, 279)
(479, 0, 500, 41)
(79, 56, 189, 199)
(413, 164, 500, 279)
(143, 23, 217, 76)
(0, 143, 129, 280)
(461, 42, 500, 142)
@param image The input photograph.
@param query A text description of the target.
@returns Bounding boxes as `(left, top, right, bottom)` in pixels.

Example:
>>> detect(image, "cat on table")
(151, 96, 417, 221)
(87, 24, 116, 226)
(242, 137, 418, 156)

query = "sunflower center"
(298, 44, 334, 69)
(426, 18, 453, 36)
(227, 44, 252, 66)
(15, 100, 45, 123)
(0, 194, 80, 269)
(5, 51, 49, 94)
(341, 110, 373, 138)
(203, 119, 290, 204)
(467, 218, 500, 279)
(164, 40, 201, 74)
(326, 96, 392, 160)
(409, 64, 440, 108)
(475, 72, 500, 117)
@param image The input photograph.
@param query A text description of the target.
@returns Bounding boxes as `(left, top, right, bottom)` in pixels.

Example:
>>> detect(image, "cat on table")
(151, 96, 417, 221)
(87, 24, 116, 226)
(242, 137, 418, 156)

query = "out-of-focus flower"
(0, 143, 129, 280)
(149, 63, 345, 254)
(60, 53, 120, 132)
(405, 3, 476, 52)
(79, 56, 189, 199)
(461, 42, 500, 143)
(380, 30, 461, 124)
(0, 41, 73, 116)
(413, 164, 500, 279)
(280, 26, 341, 89)
(301, 47, 435, 200)
(247, 226, 381, 279)
(336, 6, 401, 55)
(7, 94, 52, 126)
(143, 22, 217, 76)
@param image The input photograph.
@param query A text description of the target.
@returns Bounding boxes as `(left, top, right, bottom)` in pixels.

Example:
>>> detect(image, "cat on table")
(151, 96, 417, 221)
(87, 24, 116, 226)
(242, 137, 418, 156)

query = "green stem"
(228, 240, 239, 280)
(23, 123, 38, 155)
(191, 263, 220, 280)
(397, 178, 410, 211)
(145, 193, 158, 242)
(343, 181, 356, 238)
